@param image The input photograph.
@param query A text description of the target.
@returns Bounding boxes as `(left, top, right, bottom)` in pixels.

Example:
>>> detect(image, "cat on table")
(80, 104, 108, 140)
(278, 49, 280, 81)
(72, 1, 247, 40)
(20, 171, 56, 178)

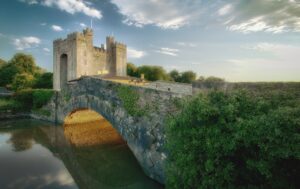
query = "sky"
(0, 0, 299, 82)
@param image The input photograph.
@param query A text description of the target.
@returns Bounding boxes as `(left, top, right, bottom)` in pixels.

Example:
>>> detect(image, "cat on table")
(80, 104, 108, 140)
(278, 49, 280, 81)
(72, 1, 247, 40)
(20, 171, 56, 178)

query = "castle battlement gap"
(53, 28, 127, 91)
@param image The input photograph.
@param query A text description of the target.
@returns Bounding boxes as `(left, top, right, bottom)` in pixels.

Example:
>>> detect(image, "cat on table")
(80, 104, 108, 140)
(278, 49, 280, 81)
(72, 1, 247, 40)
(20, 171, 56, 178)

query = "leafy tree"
(34, 72, 53, 89)
(179, 71, 197, 83)
(166, 90, 300, 189)
(9, 53, 37, 74)
(11, 73, 35, 91)
(193, 76, 226, 89)
(0, 58, 6, 68)
(0, 63, 19, 87)
(137, 65, 170, 81)
(127, 62, 138, 77)
(169, 70, 180, 82)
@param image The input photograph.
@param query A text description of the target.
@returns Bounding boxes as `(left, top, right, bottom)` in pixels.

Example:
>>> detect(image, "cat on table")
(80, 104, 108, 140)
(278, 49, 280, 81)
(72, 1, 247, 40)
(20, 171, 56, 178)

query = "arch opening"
(63, 108, 125, 147)
(61, 109, 163, 187)
(60, 54, 68, 90)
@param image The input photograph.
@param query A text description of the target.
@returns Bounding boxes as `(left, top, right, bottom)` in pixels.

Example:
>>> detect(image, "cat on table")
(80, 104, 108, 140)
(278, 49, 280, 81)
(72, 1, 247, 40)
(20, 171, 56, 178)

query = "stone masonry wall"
(36, 76, 186, 184)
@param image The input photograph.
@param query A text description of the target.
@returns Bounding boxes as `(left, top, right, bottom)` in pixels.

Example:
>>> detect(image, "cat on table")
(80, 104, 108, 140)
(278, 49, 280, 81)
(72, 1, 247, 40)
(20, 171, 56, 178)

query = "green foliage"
(0, 53, 51, 90)
(0, 98, 22, 112)
(32, 89, 54, 108)
(117, 86, 146, 116)
(127, 63, 197, 83)
(0, 58, 6, 68)
(166, 90, 300, 189)
(14, 89, 54, 110)
(0, 62, 19, 87)
(11, 73, 35, 91)
(169, 70, 180, 82)
(34, 72, 53, 89)
(138, 65, 170, 81)
(9, 53, 37, 74)
(193, 76, 226, 89)
(127, 62, 138, 77)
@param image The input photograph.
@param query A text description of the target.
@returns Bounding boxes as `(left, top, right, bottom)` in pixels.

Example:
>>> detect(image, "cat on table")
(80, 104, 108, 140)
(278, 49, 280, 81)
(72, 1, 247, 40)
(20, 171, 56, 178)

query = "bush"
(166, 90, 300, 189)
(14, 89, 54, 110)
(12, 73, 35, 91)
(32, 89, 54, 108)
(34, 72, 53, 89)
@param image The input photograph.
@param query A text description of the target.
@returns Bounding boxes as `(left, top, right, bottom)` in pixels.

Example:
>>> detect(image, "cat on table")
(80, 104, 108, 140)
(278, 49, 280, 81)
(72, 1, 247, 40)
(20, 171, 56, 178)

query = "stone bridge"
(35, 76, 186, 184)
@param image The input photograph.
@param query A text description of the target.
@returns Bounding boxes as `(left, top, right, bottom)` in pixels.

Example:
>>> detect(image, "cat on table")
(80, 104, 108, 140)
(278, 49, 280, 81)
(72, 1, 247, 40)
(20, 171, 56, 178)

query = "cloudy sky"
(0, 0, 299, 81)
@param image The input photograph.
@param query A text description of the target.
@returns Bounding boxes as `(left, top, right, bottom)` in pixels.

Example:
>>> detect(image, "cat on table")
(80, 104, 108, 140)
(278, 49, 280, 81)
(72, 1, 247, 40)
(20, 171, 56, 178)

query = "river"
(0, 118, 163, 189)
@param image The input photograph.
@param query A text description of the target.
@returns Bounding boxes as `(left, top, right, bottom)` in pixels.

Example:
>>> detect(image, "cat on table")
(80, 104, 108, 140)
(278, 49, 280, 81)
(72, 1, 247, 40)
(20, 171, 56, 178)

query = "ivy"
(117, 86, 146, 116)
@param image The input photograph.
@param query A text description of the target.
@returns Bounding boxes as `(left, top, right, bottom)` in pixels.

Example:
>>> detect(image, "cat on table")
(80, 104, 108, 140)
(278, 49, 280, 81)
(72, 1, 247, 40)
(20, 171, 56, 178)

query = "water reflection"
(0, 116, 163, 189)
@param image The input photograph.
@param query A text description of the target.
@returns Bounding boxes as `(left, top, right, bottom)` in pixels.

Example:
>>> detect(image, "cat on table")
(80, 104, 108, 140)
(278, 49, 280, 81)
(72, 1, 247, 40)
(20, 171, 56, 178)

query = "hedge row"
(166, 90, 300, 189)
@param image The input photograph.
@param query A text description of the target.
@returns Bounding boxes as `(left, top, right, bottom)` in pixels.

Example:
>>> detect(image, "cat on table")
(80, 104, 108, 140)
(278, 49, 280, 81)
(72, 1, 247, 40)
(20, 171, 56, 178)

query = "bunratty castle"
(53, 28, 127, 90)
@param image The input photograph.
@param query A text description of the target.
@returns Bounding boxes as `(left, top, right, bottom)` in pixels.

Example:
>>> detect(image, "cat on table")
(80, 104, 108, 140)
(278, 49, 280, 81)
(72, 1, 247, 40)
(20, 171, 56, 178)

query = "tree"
(179, 71, 197, 83)
(0, 58, 6, 68)
(9, 53, 37, 74)
(137, 65, 170, 81)
(127, 63, 138, 77)
(0, 63, 19, 87)
(194, 76, 225, 89)
(11, 73, 35, 91)
(34, 72, 53, 89)
(166, 90, 300, 189)
(169, 70, 180, 82)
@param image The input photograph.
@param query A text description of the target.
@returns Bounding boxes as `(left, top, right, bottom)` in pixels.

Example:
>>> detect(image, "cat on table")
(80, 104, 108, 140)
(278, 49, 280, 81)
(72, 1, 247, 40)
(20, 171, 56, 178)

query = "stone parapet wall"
(145, 80, 193, 95)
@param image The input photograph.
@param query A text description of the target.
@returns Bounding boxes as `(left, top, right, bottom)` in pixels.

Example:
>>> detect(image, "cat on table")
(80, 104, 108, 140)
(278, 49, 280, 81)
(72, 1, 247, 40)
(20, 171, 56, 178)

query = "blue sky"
(0, 0, 299, 81)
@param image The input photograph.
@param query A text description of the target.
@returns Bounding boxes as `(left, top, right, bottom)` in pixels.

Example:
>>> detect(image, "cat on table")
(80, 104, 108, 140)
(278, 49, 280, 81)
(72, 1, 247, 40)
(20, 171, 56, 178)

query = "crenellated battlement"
(53, 28, 127, 91)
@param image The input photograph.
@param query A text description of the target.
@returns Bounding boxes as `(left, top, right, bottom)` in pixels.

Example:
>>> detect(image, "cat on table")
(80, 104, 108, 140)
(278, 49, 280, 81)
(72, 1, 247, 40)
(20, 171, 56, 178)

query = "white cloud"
(223, 0, 300, 33)
(111, 0, 201, 29)
(218, 4, 233, 16)
(51, 25, 63, 31)
(40, 22, 47, 26)
(43, 47, 50, 52)
(20, 0, 38, 5)
(127, 48, 146, 59)
(21, 0, 102, 19)
(156, 47, 179, 56)
(176, 42, 197, 47)
(80, 23, 87, 28)
(13, 36, 41, 50)
(0, 33, 4, 37)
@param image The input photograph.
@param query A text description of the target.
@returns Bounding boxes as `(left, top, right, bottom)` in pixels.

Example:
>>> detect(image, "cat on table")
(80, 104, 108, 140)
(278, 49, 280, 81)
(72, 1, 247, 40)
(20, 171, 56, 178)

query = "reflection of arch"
(60, 54, 68, 89)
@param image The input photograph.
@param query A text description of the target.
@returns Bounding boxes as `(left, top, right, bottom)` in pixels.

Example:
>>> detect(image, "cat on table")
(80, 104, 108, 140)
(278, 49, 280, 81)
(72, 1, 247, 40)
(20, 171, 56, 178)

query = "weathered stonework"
(145, 80, 193, 95)
(37, 76, 187, 184)
(53, 29, 127, 91)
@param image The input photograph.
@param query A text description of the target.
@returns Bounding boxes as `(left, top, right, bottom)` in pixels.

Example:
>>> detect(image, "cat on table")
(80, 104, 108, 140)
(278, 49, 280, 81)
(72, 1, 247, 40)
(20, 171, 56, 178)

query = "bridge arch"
(51, 77, 180, 184)
(63, 108, 126, 147)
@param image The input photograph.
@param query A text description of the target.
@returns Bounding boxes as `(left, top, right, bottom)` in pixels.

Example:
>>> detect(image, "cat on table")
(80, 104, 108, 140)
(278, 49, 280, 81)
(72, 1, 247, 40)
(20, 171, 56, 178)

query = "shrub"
(32, 89, 54, 108)
(14, 89, 54, 110)
(166, 90, 300, 189)
(11, 73, 35, 91)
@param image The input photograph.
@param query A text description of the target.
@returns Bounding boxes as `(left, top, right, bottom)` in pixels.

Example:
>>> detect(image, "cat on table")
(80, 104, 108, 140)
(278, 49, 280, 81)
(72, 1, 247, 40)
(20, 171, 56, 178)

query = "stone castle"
(53, 28, 127, 90)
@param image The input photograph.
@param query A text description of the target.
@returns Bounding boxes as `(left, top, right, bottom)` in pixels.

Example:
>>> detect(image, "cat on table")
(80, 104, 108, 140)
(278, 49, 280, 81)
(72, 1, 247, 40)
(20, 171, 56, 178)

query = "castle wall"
(53, 29, 127, 91)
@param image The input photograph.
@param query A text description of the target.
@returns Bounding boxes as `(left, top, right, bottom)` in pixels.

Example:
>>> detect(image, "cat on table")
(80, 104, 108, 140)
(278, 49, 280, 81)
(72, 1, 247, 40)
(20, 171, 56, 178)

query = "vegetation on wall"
(117, 85, 146, 116)
(166, 89, 300, 189)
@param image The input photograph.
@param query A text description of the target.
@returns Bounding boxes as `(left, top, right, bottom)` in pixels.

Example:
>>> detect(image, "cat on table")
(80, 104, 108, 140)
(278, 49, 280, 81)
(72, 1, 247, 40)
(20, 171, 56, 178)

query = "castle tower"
(53, 29, 127, 91)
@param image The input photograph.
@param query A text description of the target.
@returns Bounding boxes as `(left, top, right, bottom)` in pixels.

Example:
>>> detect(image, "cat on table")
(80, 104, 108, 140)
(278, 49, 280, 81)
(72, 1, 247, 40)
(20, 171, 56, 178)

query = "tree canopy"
(0, 53, 52, 90)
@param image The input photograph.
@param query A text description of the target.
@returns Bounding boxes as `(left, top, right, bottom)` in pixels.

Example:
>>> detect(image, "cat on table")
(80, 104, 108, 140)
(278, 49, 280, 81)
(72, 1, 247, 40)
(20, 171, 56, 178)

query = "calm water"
(0, 119, 163, 189)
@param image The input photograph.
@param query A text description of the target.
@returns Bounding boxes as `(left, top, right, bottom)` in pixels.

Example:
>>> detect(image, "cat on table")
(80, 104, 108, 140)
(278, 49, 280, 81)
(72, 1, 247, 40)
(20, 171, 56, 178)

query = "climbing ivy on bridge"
(117, 85, 147, 116)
